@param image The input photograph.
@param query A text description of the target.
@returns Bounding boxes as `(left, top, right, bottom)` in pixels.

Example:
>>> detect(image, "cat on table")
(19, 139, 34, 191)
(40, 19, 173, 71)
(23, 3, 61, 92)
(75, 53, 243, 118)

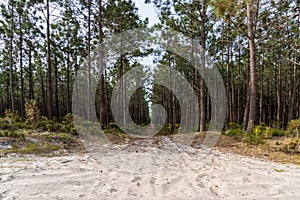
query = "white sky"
(132, 0, 160, 27)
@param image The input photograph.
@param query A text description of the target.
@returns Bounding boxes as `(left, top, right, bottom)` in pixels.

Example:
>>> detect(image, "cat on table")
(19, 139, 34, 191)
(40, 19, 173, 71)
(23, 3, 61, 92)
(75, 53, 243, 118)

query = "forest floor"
(0, 131, 300, 199)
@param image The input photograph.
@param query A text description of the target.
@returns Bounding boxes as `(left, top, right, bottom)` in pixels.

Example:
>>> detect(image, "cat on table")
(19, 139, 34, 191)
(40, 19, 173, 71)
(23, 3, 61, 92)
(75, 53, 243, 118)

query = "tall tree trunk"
(276, 64, 281, 123)
(259, 54, 264, 124)
(87, 0, 91, 120)
(41, 69, 47, 116)
(230, 41, 235, 122)
(98, 0, 106, 127)
(6, 81, 9, 110)
(54, 53, 59, 121)
(46, 0, 53, 119)
(67, 41, 71, 114)
(226, 24, 233, 122)
(227, 44, 233, 122)
(9, 2, 15, 112)
(288, 57, 297, 121)
(29, 45, 34, 100)
(245, 2, 257, 133)
(237, 45, 241, 123)
(243, 90, 250, 130)
(19, 13, 24, 116)
(168, 53, 174, 133)
(199, 0, 207, 132)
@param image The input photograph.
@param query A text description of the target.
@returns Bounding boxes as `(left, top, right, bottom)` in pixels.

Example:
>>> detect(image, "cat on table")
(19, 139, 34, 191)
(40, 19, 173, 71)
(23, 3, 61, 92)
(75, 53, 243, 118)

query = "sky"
(130, 1, 161, 67)
(132, 0, 160, 27)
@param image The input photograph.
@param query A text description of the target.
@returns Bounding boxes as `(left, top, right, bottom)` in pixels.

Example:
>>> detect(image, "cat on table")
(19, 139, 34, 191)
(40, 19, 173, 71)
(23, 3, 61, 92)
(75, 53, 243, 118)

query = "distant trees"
(0, 0, 299, 132)
(148, 0, 299, 132)
(0, 0, 150, 124)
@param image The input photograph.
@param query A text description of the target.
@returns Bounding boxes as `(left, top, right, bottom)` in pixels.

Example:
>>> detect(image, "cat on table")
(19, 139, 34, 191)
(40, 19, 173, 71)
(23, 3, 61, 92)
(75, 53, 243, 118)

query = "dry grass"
(215, 135, 300, 165)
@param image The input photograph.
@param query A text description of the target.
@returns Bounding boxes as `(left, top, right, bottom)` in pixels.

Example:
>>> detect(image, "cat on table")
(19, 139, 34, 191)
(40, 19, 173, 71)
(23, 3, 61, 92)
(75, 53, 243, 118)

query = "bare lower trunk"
(245, 2, 257, 133)
(29, 45, 34, 99)
(19, 14, 24, 116)
(87, 0, 91, 120)
(98, 0, 106, 127)
(288, 59, 297, 121)
(199, 0, 206, 132)
(9, 2, 15, 112)
(47, 0, 53, 119)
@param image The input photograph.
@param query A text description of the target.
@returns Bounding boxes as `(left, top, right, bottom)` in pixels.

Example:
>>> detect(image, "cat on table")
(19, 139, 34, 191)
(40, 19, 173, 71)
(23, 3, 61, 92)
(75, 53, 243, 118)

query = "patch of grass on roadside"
(274, 168, 284, 172)
(9, 141, 60, 154)
(0, 130, 25, 139)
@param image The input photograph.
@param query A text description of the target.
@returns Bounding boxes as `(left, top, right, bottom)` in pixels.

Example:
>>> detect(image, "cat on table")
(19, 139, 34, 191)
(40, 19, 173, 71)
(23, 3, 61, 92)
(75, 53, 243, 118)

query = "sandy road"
(0, 148, 300, 200)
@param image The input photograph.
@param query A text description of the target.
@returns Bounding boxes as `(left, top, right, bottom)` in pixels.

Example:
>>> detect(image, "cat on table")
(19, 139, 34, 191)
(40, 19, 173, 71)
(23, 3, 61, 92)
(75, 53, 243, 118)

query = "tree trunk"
(46, 0, 53, 119)
(237, 45, 241, 123)
(245, 2, 257, 133)
(67, 41, 71, 114)
(19, 13, 24, 116)
(276, 64, 281, 123)
(199, 0, 207, 132)
(168, 53, 174, 133)
(259, 53, 264, 123)
(41, 69, 47, 116)
(288, 57, 297, 121)
(226, 24, 233, 122)
(9, 2, 15, 112)
(98, 0, 107, 127)
(29, 45, 34, 100)
(54, 53, 59, 121)
(87, 0, 91, 120)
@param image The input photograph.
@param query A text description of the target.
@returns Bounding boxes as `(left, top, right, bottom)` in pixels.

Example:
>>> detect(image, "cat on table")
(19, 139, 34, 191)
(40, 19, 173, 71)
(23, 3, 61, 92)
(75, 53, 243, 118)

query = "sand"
(1, 146, 300, 200)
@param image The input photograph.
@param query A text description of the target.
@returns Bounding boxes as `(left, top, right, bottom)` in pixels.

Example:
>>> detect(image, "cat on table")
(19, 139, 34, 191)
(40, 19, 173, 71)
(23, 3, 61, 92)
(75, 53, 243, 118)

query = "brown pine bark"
(19, 13, 24, 116)
(54, 51, 59, 121)
(98, 0, 107, 127)
(67, 41, 71, 114)
(259, 54, 264, 124)
(276, 64, 281, 123)
(9, 2, 15, 112)
(87, 0, 91, 120)
(46, 0, 53, 119)
(245, 2, 257, 133)
(199, 0, 207, 132)
(28, 45, 34, 100)
(288, 58, 297, 121)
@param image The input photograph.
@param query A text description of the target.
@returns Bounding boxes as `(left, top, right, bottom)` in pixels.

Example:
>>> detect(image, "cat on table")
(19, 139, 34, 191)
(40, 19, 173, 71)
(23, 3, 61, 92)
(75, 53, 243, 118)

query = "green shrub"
(0, 119, 14, 130)
(281, 139, 299, 153)
(35, 120, 47, 131)
(251, 124, 275, 139)
(59, 125, 68, 133)
(46, 122, 61, 132)
(70, 127, 77, 135)
(244, 124, 269, 145)
(245, 133, 265, 145)
(271, 128, 286, 137)
(62, 113, 73, 125)
(228, 122, 242, 129)
(0, 130, 25, 139)
(14, 121, 31, 129)
(3, 130, 9, 137)
(225, 127, 245, 141)
(5, 110, 24, 123)
(287, 119, 300, 136)
(226, 128, 244, 137)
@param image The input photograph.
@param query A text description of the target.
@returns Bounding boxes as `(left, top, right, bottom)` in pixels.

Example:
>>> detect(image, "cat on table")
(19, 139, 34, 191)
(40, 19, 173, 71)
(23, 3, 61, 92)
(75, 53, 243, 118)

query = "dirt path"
(1, 148, 300, 200)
